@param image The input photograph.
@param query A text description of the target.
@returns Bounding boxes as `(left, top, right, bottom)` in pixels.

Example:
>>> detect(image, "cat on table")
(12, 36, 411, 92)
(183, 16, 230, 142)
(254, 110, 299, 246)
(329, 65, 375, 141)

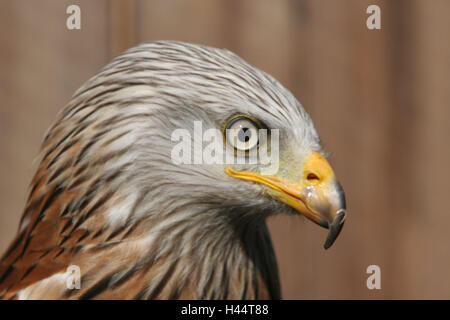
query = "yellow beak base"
(226, 152, 346, 249)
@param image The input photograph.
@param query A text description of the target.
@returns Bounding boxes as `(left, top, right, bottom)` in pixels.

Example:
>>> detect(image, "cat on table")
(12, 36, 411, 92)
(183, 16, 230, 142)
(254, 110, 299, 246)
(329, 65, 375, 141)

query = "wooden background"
(0, 0, 449, 299)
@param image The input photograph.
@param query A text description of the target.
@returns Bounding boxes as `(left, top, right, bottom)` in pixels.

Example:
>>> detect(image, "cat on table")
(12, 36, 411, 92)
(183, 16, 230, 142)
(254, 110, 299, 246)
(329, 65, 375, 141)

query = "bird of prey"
(0, 41, 346, 300)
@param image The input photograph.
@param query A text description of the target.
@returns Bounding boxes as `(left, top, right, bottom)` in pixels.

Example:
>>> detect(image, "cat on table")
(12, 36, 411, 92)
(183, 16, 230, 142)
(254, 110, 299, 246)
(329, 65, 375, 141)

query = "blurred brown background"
(0, 0, 449, 299)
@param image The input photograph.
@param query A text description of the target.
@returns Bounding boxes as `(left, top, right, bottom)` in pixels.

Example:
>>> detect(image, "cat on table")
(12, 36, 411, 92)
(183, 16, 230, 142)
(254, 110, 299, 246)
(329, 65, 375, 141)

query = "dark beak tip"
(323, 210, 346, 250)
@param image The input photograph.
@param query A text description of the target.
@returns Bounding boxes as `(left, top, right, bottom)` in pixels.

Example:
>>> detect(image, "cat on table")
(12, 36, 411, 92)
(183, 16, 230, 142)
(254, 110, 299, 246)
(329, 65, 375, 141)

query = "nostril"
(307, 173, 320, 181)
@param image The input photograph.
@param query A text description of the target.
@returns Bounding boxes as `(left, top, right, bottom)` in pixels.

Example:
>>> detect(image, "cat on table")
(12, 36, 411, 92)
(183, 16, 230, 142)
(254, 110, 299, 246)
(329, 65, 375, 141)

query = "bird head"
(1, 41, 348, 300)
(43, 41, 346, 250)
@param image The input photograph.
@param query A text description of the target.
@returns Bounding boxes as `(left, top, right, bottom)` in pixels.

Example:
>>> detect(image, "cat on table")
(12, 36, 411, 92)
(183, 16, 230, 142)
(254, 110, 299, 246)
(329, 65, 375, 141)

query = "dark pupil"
(238, 127, 251, 143)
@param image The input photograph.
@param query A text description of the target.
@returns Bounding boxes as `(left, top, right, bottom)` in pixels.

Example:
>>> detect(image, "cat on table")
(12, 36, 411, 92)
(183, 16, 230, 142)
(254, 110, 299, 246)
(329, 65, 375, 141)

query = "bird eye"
(224, 116, 262, 152)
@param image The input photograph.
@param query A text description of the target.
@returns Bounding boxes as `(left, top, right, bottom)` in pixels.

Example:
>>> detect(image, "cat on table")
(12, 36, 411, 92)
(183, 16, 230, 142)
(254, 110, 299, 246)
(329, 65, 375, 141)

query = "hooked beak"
(226, 152, 346, 249)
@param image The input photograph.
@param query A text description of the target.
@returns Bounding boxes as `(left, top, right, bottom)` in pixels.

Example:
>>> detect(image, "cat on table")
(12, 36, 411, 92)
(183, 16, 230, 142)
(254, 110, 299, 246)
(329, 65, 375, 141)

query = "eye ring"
(223, 114, 265, 153)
